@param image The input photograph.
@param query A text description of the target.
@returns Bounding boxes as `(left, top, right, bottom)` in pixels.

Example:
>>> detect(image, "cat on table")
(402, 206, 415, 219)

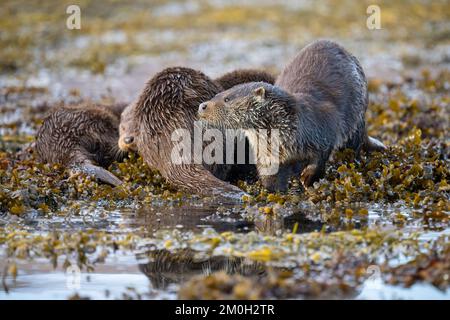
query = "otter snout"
(198, 102, 210, 116)
(118, 135, 136, 152)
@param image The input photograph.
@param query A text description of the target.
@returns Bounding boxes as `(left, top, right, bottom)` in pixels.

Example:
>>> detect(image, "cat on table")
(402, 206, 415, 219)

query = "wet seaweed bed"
(0, 0, 449, 300)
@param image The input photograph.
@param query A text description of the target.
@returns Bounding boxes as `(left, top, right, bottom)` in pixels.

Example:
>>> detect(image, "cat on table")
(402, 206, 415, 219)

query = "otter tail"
(364, 134, 386, 152)
(79, 162, 123, 186)
(166, 164, 247, 202)
(71, 153, 123, 186)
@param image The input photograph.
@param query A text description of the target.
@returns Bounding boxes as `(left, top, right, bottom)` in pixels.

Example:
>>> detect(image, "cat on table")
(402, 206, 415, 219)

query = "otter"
(198, 40, 386, 192)
(118, 67, 275, 197)
(35, 103, 127, 186)
(130, 67, 275, 198)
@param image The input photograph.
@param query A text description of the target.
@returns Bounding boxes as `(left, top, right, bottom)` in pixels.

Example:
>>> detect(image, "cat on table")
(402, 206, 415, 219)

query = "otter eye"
(224, 97, 230, 103)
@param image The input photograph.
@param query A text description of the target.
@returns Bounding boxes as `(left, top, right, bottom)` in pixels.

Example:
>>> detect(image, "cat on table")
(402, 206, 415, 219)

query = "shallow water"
(3, 254, 449, 300)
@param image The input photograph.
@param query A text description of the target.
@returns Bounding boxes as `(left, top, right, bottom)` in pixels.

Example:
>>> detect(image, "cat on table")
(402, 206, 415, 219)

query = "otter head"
(118, 103, 138, 152)
(198, 82, 272, 129)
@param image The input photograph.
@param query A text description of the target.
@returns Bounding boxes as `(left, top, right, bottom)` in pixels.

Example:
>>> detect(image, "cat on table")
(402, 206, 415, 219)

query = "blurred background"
(1, 0, 449, 101)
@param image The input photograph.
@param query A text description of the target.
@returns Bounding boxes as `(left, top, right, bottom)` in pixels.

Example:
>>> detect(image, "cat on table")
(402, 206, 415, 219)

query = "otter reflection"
(138, 249, 265, 290)
(136, 207, 329, 289)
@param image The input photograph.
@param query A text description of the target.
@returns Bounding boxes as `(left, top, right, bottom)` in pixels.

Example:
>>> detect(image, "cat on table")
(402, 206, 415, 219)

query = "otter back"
(276, 39, 368, 151)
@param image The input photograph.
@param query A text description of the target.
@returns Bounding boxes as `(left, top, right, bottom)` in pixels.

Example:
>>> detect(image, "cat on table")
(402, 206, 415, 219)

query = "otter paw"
(300, 164, 318, 188)
(260, 175, 278, 193)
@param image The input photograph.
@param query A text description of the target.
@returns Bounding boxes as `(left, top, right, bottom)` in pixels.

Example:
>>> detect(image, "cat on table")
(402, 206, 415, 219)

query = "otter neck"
(294, 92, 339, 154)
(241, 92, 299, 131)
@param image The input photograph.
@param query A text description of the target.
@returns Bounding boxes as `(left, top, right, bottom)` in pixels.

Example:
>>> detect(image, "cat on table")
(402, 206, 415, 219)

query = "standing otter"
(198, 40, 386, 192)
(131, 67, 275, 198)
(35, 103, 127, 186)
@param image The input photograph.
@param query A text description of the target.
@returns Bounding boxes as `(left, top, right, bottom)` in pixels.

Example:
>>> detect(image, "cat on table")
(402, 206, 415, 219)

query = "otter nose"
(199, 102, 208, 114)
(124, 136, 134, 144)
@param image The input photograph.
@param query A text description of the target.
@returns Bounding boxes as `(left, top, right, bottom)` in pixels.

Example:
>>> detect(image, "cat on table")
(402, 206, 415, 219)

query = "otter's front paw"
(260, 175, 288, 193)
(300, 164, 318, 188)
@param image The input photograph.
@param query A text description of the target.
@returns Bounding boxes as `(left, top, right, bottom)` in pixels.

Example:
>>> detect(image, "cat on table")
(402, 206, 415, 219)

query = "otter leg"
(259, 174, 278, 193)
(300, 152, 330, 188)
(289, 162, 303, 177)
(259, 163, 291, 193)
(165, 164, 247, 200)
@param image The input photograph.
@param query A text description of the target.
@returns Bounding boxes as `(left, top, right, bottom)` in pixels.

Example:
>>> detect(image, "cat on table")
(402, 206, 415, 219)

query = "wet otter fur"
(199, 40, 386, 192)
(118, 67, 274, 196)
(215, 69, 275, 91)
(132, 67, 275, 198)
(212, 68, 275, 183)
(35, 103, 127, 186)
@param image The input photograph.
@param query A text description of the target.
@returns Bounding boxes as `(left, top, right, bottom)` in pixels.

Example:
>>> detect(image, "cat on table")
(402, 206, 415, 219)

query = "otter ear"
(253, 86, 265, 100)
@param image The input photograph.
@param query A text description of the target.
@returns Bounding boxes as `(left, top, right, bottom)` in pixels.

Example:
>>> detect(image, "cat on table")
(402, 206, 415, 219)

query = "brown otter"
(198, 40, 386, 192)
(35, 103, 127, 186)
(131, 67, 276, 198)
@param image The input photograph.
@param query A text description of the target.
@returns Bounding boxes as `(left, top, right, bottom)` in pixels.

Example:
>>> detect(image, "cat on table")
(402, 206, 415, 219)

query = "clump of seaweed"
(0, 151, 188, 217)
(0, 225, 139, 283)
(307, 129, 448, 206)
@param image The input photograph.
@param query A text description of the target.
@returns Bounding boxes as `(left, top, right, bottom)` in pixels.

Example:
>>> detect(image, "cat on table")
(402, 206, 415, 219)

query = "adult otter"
(132, 67, 275, 198)
(199, 40, 386, 192)
(35, 103, 127, 186)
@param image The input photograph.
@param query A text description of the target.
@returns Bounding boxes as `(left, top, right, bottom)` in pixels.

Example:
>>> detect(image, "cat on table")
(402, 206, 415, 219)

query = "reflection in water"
(135, 208, 328, 291)
(131, 203, 328, 236)
(138, 249, 264, 290)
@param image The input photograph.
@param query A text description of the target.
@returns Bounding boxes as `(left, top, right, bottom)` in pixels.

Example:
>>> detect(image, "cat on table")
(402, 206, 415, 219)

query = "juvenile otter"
(35, 103, 127, 186)
(123, 67, 275, 197)
(199, 40, 386, 192)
